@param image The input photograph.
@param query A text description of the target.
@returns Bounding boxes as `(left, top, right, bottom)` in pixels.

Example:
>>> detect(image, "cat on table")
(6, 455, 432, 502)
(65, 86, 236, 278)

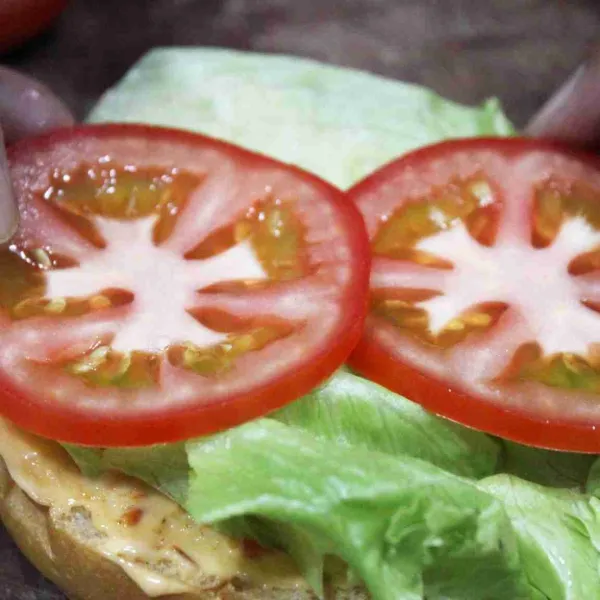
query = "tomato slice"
(2, 124, 370, 446)
(348, 137, 600, 452)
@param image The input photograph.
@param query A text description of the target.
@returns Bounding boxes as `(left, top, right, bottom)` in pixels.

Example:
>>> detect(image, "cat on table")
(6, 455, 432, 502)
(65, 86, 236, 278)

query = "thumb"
(526, 45, 600, 146)
(0, 67, 75, 243)
(0, 127, 18, 243)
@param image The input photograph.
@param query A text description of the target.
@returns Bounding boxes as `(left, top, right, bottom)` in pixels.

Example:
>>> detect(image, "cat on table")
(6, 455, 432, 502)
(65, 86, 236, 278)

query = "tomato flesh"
(349, 137, 600, 452)
(1, 125, 369, 446)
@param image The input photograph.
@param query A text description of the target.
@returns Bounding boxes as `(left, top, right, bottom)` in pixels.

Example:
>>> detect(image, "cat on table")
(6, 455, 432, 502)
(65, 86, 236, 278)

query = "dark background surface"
(1, 0, 599, 598)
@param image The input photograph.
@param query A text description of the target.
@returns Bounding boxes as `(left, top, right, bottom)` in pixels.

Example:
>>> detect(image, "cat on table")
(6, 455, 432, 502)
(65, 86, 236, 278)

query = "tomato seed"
(168, 324, 293, 378)
(187, 198, 306, 282)
(42, 163, 201, 246)
(373, 176, 499, 260)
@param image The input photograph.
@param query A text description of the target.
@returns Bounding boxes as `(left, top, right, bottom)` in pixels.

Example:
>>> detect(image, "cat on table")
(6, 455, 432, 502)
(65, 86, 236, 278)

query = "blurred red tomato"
(0, 0, 68, 53)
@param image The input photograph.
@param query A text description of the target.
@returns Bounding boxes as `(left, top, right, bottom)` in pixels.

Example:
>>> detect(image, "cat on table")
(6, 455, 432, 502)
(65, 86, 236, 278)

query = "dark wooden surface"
(1, 0, 600, 597)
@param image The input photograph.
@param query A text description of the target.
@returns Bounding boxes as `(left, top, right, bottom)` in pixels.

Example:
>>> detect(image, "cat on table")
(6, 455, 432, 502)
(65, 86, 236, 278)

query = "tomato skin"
(2, 124, 371, 447)
(0, 0, 67, 53)
(350, 330, 600, 453)
(348, 136, 600, 453)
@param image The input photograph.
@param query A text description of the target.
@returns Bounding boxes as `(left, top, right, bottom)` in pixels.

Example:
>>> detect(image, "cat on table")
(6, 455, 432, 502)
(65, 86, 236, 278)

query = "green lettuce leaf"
(88, 47, 513, 189)
(62, 373, 600, 600)
(63, 444, 103, 477)
(274, 371, 499, 479)
(499, 441, 596, 491)
(187, 419, 529, 600)
(588, 458, 600, 497)
(65, 442, 189, 505)
(479, 475, 600, 600)
(65, 369, 498, 491)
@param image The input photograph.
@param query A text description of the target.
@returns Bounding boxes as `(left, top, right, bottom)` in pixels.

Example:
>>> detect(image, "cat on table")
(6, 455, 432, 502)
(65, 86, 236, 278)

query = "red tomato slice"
(348, 137, 600, 452)
(2, 124, 370, 446)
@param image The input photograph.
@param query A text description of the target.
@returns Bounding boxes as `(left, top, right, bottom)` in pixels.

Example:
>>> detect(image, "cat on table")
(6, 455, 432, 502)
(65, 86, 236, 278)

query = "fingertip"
(0, 66, 75, 244)
(0, 66, 75, 144)
(0, 130, 19, 244)
(526, 50, 600, 146)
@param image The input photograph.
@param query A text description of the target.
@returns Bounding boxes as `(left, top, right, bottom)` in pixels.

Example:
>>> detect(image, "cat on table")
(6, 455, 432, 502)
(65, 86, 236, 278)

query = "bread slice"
(0, 419, 366, 600)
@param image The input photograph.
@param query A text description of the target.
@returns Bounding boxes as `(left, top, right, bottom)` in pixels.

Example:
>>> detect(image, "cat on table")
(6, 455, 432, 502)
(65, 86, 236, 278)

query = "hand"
(0, 67, 74, 242)
(526, 46, 600, 147)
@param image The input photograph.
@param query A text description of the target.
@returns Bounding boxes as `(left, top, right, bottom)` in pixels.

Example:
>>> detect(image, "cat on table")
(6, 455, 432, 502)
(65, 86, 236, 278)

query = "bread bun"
(0, 420, 366, 600)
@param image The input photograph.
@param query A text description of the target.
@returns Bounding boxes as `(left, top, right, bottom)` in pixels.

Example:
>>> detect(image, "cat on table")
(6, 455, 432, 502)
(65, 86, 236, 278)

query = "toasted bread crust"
(0, 456, 367, 600)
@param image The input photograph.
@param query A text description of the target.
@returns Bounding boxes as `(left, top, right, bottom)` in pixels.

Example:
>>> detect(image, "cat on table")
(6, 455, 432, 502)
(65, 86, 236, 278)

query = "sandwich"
(0, 48, 598, 600)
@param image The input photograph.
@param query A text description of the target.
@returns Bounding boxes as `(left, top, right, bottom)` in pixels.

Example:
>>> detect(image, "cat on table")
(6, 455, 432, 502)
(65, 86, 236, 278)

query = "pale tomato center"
(367, 151, 600, 395)
(416, 217, 600, 356)
(46, 215, 267, 353)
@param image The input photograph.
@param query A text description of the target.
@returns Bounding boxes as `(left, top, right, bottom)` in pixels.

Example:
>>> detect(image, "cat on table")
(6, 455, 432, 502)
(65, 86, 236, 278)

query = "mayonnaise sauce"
(0, 418, 306, 597)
